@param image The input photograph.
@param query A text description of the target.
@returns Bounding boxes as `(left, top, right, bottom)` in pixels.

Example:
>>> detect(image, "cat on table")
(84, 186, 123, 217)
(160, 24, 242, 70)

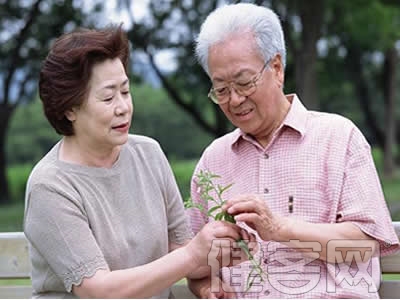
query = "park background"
(1, 0, 400, 235)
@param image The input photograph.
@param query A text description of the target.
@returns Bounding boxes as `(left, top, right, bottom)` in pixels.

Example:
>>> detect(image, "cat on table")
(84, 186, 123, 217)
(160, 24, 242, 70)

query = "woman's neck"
(59, 136, 121, 168)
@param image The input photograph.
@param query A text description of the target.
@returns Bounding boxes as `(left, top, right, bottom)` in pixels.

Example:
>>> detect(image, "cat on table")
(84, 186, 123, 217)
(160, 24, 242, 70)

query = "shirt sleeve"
(156, 145, 193, 244)
(337, 126, 399, 256)
(186, 152, 209, 235)
(24, 183, 109, 292)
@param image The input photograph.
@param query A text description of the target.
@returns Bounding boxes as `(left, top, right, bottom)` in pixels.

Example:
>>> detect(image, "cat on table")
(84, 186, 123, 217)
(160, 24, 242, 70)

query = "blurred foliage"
(0, 0, 106, 204)
(6, 98, 59, 165)
(2, 0, 400, 205)
(131, 84, 213, 159)
(6, 83, 213, 166)
(0, 202, 25, 231)
(170, 159, 197, 202)
(2, 152, 400, 233)
(7, 164, 33, 205)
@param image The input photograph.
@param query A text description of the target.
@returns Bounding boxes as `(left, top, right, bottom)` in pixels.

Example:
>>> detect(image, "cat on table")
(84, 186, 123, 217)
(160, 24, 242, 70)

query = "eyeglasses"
(208, 60, 269, 104)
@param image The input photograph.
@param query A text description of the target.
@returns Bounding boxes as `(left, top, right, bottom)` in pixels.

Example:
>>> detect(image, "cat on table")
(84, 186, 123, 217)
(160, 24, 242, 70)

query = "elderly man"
(187, 3, 399, 298)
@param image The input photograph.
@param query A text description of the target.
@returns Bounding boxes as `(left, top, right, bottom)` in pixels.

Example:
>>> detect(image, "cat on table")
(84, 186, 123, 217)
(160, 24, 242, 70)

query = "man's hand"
(223, 194, 285, 241)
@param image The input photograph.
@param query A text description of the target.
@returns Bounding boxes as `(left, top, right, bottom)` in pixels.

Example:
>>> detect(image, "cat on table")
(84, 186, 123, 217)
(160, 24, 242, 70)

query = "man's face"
(207, 32, 285, 145)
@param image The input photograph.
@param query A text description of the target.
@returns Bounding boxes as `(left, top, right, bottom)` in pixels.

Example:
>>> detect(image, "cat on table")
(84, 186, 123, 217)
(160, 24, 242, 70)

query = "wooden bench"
(1, 224, 400, 298)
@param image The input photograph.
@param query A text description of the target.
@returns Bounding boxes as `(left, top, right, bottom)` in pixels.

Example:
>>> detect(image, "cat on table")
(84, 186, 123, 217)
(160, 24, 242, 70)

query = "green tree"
(6, 98, 59, 166)
(0, 0, 103, 204)
(131, 84, 213, 159)
(326, 0, 400, 176)
(119, 0, 232, 138)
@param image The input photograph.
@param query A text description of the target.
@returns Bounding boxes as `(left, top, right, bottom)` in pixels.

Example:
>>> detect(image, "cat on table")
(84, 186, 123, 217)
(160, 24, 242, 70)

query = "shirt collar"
(230, 93, 308, 148)
(282, 93, 307, 137)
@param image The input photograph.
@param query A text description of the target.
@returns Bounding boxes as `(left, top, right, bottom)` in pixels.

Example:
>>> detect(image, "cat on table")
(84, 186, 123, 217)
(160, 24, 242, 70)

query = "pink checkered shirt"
(187, 94, 399, 298)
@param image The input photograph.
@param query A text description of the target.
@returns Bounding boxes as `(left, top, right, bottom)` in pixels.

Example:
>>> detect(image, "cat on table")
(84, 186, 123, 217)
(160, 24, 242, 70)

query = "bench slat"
(379, 280, 400, 299)
(0, 233, 30, 279)
(1, 222, 399, 298)
(382, 254, 400, 273)
(381, 222, 400, 273)
(0, 286, 32, 299)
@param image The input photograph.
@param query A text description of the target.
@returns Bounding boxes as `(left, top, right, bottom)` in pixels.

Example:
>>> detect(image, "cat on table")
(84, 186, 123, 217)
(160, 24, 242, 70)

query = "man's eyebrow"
(213, 68, 253, 83)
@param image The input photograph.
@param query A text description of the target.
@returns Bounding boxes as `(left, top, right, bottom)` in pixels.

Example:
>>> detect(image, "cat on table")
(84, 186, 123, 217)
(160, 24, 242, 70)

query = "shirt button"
(263, 153, 269, 159)
(264, 188, 269, 194)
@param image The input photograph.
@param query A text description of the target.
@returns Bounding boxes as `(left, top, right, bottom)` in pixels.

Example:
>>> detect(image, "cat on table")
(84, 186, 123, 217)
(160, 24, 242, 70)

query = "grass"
(7, 164, 33, 206)
(0, 279, 31, 286)
(383, 274, 400, 280)
(380, 173, 400, 203)
(1, 157, 399, 231)
(0, 202, 25, 232)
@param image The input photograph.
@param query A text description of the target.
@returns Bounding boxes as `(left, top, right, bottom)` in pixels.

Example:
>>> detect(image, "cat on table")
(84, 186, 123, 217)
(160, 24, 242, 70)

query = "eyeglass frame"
(207, 59, 270, 105)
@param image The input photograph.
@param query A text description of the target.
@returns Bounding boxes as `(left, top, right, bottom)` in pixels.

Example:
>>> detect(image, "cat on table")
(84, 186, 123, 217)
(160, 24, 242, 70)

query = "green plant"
(7, 164, 33, 203)
(170, 159, 197, 201)
(185, 170, 267, 290)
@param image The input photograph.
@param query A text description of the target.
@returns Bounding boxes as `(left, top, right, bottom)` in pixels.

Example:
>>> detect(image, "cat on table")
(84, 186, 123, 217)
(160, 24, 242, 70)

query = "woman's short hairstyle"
(195, 3, 286, 76)
(39, 24, 130, 136)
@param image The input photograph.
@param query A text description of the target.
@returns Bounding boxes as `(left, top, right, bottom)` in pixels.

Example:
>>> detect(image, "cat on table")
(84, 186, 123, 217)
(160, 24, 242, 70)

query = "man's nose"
(228, 84, 246, 106)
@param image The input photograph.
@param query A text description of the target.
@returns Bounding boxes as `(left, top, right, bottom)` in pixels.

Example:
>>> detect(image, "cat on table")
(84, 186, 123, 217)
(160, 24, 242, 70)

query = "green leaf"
(207, 205, 221, 216)
(184, 170, 267, 288)
(194, 204, 205, 212)
(223, 213, 236, 224)
(214, 212, 223, 221)
(220, 183, 233, 193)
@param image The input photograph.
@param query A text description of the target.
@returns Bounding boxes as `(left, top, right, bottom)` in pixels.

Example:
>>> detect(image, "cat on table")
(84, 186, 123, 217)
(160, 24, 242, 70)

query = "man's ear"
(271, 54, 284, 88)
(65, 108, 77, 122)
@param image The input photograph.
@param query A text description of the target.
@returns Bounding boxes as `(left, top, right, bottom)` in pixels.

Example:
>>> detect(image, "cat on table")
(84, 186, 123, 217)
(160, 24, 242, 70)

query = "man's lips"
(234, 108, 253, 116)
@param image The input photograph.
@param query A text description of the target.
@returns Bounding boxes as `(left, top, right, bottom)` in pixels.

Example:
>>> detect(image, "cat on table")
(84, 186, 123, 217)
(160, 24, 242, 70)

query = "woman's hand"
(188, 276, 237, 299)
(185, 221, 258, 268)
(185, 221, 242, 268)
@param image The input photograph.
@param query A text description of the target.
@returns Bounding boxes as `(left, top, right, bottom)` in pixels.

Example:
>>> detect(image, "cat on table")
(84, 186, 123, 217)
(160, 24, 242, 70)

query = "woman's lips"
(112, 122, 129, 132)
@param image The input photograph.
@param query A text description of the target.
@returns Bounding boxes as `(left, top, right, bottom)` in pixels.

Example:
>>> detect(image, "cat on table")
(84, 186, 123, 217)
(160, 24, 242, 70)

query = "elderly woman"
(23, 25, 249, 298)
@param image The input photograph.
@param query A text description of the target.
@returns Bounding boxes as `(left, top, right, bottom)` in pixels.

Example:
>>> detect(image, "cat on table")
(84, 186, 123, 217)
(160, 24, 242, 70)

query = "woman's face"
(66, 58, 133, 151)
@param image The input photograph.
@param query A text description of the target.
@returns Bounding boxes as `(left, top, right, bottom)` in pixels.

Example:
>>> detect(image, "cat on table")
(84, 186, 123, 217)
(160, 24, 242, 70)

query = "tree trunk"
(295, 0, 324, 110)
(382, 47, 397, 177)
(345, 46, 385, 149)
(0, 105, 14, 205)
(147, 51, 229, 137)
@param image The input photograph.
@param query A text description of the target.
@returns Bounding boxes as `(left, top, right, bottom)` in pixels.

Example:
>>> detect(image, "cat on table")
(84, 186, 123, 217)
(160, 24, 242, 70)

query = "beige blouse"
(24, 134, 192, 298)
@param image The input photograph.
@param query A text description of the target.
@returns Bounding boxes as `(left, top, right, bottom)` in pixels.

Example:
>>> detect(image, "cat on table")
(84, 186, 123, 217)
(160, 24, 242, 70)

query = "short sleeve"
(24, 184, 109, 292)
(337, 127, 399, 256)
(186, 153, 209, 235)
(157, 146, 193, 244)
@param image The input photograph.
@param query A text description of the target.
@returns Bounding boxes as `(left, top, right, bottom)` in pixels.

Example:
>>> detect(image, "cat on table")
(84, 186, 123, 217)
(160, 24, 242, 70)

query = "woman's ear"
(64, 108, 77, 122)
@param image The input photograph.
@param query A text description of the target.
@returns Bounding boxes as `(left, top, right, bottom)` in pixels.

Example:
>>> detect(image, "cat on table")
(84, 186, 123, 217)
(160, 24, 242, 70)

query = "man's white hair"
(195, 3, 286, 76)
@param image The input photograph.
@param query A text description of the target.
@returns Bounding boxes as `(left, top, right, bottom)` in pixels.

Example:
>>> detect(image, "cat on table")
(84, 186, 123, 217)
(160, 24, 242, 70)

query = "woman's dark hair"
(39, 24, 130, 136)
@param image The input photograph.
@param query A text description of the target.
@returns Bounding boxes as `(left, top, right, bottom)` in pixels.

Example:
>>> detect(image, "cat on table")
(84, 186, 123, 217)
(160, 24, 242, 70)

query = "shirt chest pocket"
(288, 187, 331, 223)
(265, 184, 331, 223)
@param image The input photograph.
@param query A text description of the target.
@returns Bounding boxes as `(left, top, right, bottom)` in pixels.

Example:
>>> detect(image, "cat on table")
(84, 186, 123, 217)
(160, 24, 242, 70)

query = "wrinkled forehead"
(208, 33, 264, 82)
